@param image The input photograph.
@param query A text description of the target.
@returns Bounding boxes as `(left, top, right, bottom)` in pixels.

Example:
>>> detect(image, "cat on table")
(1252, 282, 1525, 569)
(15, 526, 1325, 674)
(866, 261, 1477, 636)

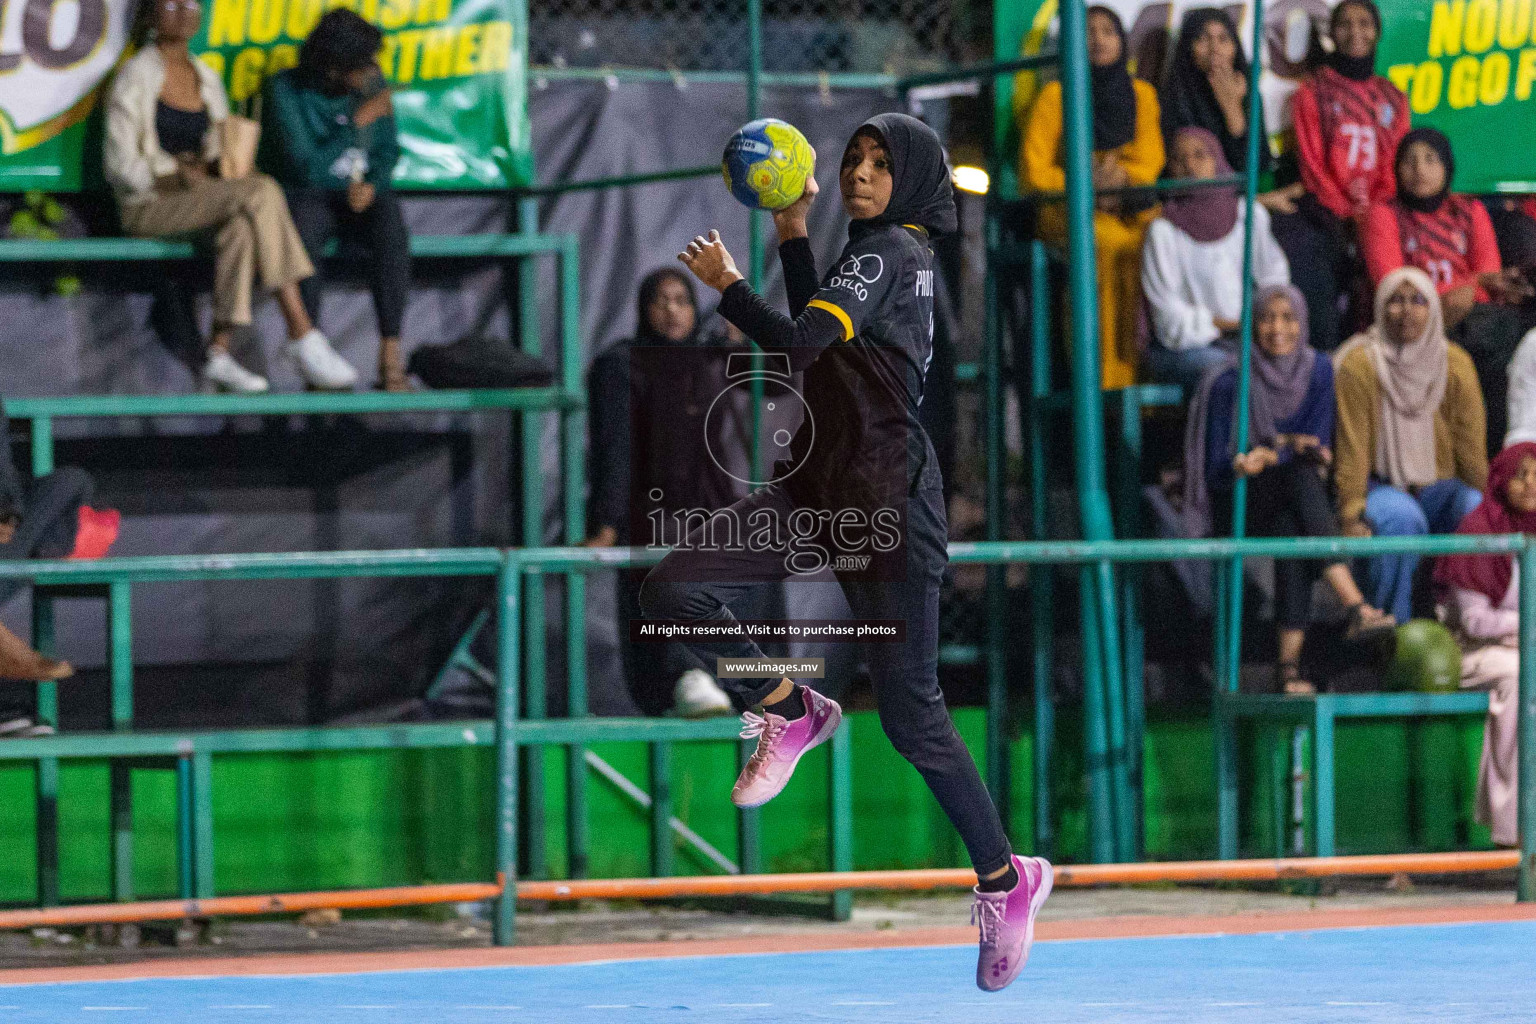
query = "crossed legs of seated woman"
(106, 0, 358, 393)
(1188, 286, 1392, 694)
(121, 176, 358, 392)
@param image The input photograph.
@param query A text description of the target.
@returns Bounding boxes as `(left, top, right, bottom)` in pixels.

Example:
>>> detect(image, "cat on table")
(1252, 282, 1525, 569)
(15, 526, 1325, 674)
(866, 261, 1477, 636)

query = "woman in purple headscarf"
(1185, 284, 1394, 693)
(1142, 126, 1291, 393)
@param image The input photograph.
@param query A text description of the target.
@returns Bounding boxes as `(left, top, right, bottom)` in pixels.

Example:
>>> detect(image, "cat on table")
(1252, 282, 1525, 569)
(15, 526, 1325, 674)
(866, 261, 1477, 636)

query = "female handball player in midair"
(642, 112, 1051, 992)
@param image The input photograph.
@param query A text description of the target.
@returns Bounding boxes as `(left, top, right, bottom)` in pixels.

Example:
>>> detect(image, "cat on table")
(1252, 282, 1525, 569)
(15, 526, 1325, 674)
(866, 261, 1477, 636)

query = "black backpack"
(407, 336, 554, 389)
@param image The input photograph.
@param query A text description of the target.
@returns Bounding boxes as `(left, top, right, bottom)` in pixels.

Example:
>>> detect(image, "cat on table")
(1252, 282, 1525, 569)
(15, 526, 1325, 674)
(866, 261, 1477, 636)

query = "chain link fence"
(531, 0, 990, 76)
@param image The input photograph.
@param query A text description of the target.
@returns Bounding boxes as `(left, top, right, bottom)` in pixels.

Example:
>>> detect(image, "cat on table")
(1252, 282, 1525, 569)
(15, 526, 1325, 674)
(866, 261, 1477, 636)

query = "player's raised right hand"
(772, 176, 818, 242)
(679, 230, 745, 293)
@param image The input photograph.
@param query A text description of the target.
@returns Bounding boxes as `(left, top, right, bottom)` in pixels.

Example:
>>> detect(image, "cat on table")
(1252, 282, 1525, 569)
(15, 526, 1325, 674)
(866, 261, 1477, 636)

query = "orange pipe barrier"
(518, 850, 1520, 901)
(0, 882, 502, 931)
(0, 851, 1518, 930)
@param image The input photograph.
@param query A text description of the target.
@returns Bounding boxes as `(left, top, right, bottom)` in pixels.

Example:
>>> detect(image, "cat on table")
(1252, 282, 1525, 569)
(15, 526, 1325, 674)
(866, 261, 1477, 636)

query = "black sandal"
(1275, 661, 1316, 696)
(1343, 603, 1397, 645)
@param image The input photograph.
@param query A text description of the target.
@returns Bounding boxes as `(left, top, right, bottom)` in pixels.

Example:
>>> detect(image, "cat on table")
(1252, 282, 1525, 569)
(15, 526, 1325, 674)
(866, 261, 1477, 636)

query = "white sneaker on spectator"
(202, 350, 269, 394)
(288, 329, 359, 391)
(0, 717, 55, 738)
(673, 669, 733, 718)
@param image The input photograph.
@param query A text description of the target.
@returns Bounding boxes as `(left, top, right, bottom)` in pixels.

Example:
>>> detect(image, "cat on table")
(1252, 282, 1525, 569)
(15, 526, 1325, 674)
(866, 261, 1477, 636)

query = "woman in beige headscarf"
(1333, 267, 1488, 622)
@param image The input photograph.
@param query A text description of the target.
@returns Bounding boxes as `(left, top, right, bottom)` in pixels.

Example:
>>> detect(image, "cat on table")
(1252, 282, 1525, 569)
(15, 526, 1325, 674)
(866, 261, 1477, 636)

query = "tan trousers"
(1460, 643, 1519, 847)
(120, 174, 314, 329)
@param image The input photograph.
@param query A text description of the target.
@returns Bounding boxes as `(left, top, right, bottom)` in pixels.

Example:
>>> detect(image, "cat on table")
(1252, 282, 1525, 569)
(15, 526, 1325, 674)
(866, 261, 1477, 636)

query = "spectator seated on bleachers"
(1159, 6, 1304, 219)
(105, 0, 359, 394)
(1141, 126, 1289, 393)
(1334, 268, 1487, 624)
(1021, 4, 1164, 391)
(0, 395, 122, 725)
(1361, 127, 1531, 454)
(1281, 0, 1407, 350)
(261, 10, 411, 392)
(584, 268, 744, 719)
(1433, 441, 1535, 847)
(1183, 284, 1392, 693)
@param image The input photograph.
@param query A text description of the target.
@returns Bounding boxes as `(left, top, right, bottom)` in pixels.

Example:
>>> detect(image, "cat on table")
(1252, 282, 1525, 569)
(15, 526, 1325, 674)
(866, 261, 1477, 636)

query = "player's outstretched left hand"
(679, 230, 745, 293)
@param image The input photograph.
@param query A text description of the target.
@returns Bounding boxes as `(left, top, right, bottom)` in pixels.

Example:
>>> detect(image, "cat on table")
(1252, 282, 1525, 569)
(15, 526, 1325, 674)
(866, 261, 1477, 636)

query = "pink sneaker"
(972, 854, 1053, 992)
(731, 685, 841, 808)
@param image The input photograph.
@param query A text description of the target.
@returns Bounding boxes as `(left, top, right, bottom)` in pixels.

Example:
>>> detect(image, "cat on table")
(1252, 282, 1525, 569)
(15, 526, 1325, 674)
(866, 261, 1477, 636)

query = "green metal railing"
(0, 532, 1530, 941)
(504, 533, 1536, 932)
(5, 229, 587, 908)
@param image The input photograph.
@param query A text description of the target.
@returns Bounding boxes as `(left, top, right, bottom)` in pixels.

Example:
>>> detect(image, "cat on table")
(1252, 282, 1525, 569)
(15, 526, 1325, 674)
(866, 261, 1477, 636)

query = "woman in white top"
(1504, 325, 1536, 447)
(105, 0, 357, 393)
(1433, 441, 1536, 847)
(1142, 126, 1290, 393)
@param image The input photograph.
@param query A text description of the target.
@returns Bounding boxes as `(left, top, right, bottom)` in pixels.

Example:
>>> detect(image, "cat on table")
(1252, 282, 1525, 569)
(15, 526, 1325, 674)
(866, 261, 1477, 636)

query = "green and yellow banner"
(0, 0, 530, 191)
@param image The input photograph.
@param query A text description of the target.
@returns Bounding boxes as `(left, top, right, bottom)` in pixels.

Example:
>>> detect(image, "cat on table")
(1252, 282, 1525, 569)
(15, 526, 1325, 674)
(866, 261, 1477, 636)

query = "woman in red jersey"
(1271, 0, 1407, 349)
(1362, 128, 1531, 452)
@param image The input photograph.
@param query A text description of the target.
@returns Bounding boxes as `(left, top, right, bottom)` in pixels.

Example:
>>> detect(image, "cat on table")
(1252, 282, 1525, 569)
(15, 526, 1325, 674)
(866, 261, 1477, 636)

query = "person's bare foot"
(0, 622, 72, 681)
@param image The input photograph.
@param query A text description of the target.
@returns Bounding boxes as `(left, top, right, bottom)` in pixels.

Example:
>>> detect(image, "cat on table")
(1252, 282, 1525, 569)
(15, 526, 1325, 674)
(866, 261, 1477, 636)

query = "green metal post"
(109, 582, 133, 725)
(1518, 545, 1535, 901)
(746, 0, 764, 292)
(30, 415, 54, 477)
(1220, 0, 1267, 694)
(1117, 389, 1146, 856)
(518, 219, 546, 883)
(1028, 240, 1055, 856)
(565, 573, 589, 879)
(1096, 560, 1134, 861)
(191, 750, 215, 898)
(522, 566, 547, 880)
(983, 211, 1009, 818)
(559, 228, 589, 882)
(560, 235, 588, 881)
(493, 556, 521, 945)
(1059, 0, 1121, 861)
(1078, 566, 1116, 863)
(107, 581, 133, 900)
(1216, 691, 1238, 859)
(517, 197, 541, 355)
(737, 741, 763, 874)
(30, 415, 59, 908)
(1310, 701, 1336, 857)
(32, 589, 58, 908)
(176, 756, 194, 900)
(649, 742, 674, 878)
(1214, 0, 1267, 859)
(747, 0, 766, 482)
(828, 721, 853, 920)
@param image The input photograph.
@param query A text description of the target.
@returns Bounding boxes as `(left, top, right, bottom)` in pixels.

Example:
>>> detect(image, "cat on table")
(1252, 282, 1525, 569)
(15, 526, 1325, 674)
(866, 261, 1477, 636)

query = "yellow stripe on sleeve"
(806, 299, 854, 341)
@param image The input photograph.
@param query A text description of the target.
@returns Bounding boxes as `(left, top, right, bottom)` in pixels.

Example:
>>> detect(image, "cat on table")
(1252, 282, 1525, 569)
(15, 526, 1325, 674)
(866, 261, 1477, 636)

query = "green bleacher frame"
(2, 228, 588, 911)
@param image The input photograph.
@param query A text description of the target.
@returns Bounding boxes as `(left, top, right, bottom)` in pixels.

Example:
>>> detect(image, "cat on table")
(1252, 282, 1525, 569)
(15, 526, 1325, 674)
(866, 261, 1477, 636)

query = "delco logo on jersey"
(827, 253, 883, 302)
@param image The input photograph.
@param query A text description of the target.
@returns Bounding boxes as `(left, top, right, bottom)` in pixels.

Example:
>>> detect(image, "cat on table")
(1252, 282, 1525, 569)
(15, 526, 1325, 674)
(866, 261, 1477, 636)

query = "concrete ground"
(0, 874, 1519, 971)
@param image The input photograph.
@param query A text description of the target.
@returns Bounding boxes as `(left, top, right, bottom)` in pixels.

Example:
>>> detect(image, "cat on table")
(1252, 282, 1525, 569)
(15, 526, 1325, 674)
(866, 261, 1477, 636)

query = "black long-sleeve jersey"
(718, 223, 941, 513)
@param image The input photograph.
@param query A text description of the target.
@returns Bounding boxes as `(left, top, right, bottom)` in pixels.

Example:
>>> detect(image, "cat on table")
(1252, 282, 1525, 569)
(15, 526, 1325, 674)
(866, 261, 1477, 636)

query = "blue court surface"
(2, 920, 1532, 1023)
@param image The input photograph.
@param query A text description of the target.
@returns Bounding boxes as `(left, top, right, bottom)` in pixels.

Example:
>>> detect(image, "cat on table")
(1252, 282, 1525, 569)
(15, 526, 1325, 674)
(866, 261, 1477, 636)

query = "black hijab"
(1326, 0, 1381, 81)
(1395, 126, 1455, 215)
(1088, 5, 1138, 152)
(850, 112, 958, 238)
(1161, 7, 1272, 174)
(635, 267, 701, 345)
